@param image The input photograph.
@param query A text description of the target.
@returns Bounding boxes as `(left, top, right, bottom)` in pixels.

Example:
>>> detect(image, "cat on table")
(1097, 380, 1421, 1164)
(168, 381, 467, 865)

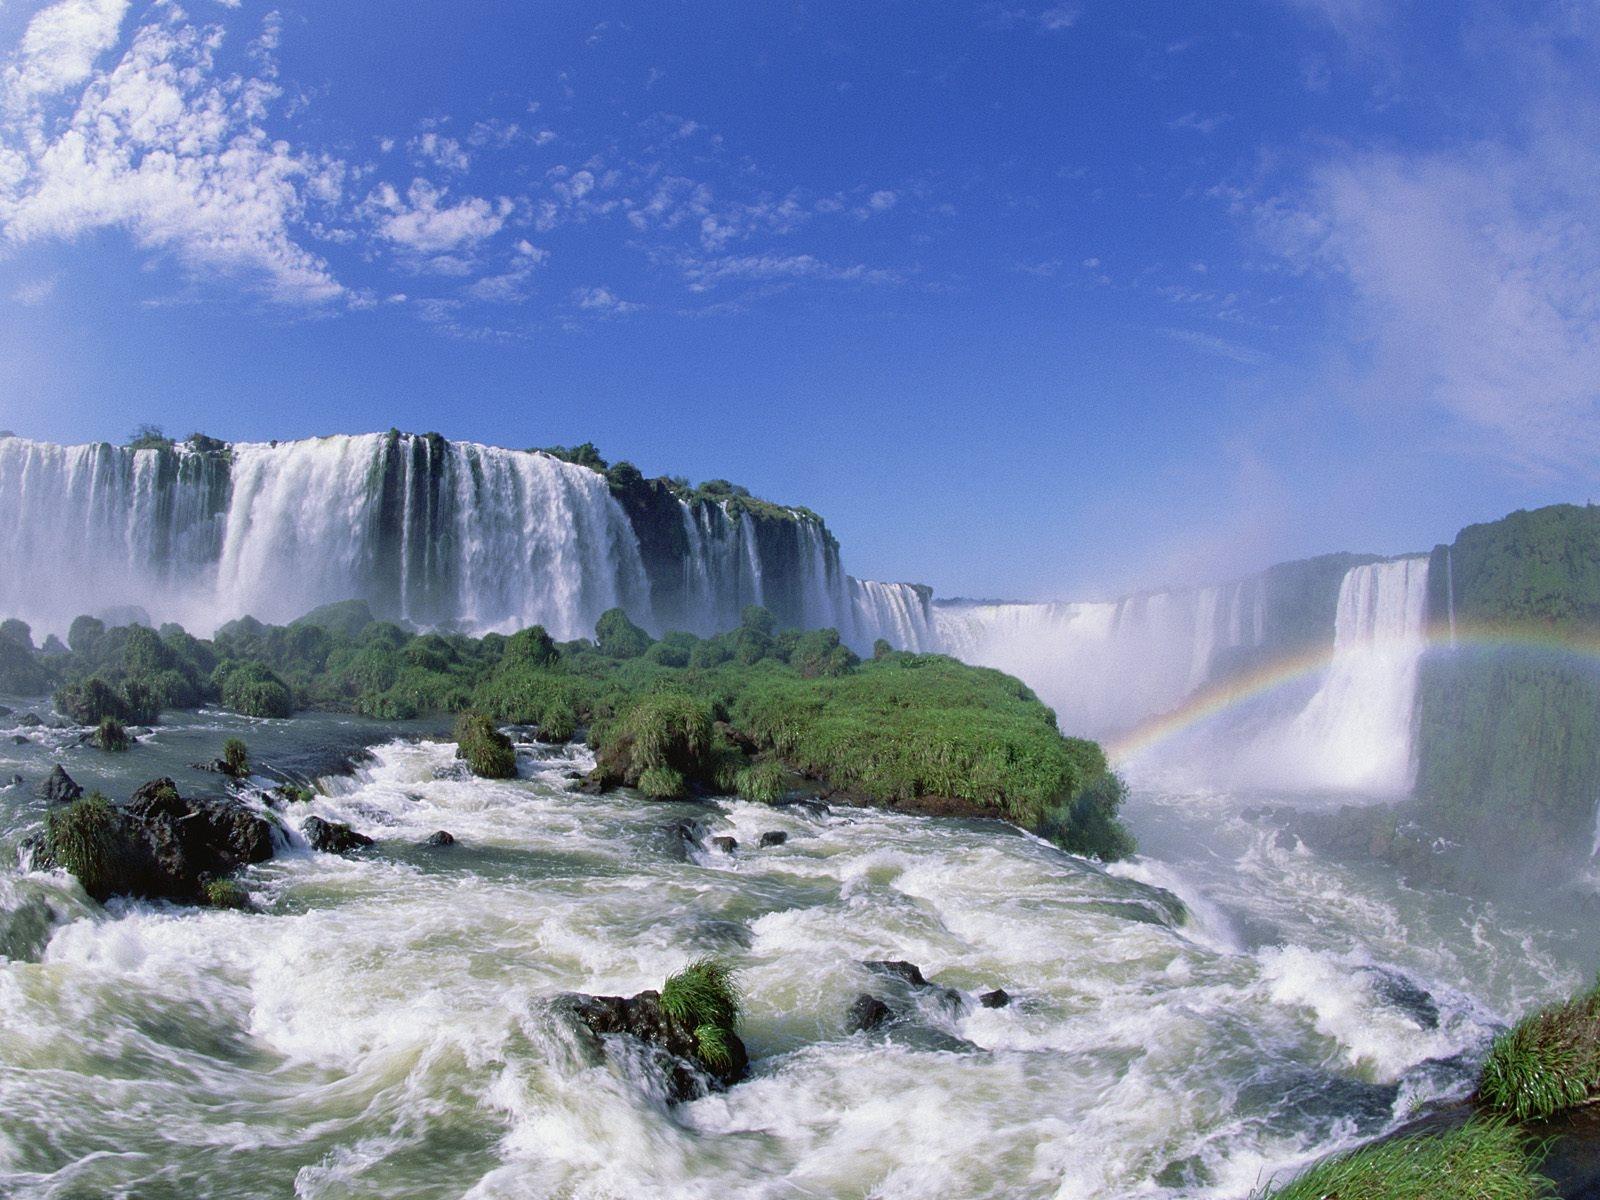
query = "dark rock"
(34, 765, 83, 805)
(555, 988, 748, 1103)
(710, 836, 738, 854)
(424, 830, 456, 847)
(758, 830, 788, 849)
(6, 774, 23, 787)
(1274, 828, 1299, 851)
(10, 735, 26, 745)
(302, 816, 374, 854)
(864, 959, 928, 987)
(1360, 966, 1440, 1030)
(848, 993, 891, 1032)
(781, 799, 831, 819)
(189, 758, 236, 777)
(0, 705, 11, 717)
(979, 988, 1011, 1009)
(17, 713, 43, 728)
(121, 779, 276, 902)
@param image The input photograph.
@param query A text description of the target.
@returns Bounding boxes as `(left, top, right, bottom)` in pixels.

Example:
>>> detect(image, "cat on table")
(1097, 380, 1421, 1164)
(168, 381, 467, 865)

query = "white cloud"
(6, 0, 129, 100)
(1262, 132, 1600, 472)
(1039, 6, 1080, 31)
(1162, 328, 1268, 365)
(1168, 111, 1228, 135)
(678, 252, 897, 291)
(463, 240, 547, 302)
(11, 273, 60, 304)
(0, 12, 346, 303)
(411, 132, 469, 173)
(572, 285, 639, 314)
(369, 178, 509, 253)
(867, 189, 897, 211)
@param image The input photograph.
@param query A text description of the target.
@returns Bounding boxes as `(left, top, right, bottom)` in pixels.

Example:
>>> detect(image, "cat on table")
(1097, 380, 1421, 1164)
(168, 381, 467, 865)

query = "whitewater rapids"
(1, 708, 1585, 1199)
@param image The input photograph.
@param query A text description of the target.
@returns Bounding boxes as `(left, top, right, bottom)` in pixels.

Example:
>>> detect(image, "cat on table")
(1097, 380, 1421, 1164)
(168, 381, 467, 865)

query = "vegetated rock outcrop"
(555, 958, 748, 1104)
(301, 816, 373, 854)
(30, 777, 275, 905)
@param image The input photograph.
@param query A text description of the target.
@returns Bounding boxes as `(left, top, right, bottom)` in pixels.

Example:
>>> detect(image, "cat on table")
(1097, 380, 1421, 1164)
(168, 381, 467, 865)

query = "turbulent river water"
(1, 704, 1593, 1200)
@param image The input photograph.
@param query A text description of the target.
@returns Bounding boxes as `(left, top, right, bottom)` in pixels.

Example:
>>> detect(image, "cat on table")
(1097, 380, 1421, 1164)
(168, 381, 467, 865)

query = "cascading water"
(0, 433, 929, 646)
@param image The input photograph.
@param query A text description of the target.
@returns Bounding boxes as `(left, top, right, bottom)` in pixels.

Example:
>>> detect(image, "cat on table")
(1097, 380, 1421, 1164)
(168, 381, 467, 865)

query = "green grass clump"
(222, 737, 249, 777)
(733, 759, 786, 804)
(92, 716, 130, 751)
(624, 692, 713, 774)
(45, 792, 125, 898)
(661, 955, 742, 1061)
(1479, 978, 1600, 1120)
(455, 711, 517, 779)
(1257, 1119, 1551, 1200)
(203, 879, 250, 909)
(637, 765, 687, 799)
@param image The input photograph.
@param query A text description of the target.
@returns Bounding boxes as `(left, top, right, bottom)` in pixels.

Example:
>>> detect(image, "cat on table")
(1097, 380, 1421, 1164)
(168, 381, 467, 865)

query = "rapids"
(1, 701, 1589, 1199)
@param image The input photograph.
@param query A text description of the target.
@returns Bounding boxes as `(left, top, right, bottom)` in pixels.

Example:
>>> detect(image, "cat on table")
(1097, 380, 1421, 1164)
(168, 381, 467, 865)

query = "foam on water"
(0, 732, 1588, 1198)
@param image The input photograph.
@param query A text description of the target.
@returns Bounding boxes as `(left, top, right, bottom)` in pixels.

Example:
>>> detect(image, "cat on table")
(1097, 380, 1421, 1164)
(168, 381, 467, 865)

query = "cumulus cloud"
(572, 285, 640, 314)
(368, 178, 510, 254)
(6, 0, 130, 100)
(0, 9, 346, 303)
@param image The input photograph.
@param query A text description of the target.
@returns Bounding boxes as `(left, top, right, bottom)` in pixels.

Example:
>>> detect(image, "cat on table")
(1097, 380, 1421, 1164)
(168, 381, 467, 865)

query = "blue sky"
(0, 0, 1596, 600)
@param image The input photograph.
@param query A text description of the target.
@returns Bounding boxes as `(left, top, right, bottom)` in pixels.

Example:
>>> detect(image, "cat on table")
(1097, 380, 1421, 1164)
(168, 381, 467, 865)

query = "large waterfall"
(931, 578, 1267, 736)
(0, 433, 928, 646)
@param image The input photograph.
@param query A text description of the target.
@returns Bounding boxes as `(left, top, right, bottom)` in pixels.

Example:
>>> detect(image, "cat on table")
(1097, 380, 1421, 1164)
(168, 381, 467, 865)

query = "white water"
(4, 719, 1576, 1200)
(0, 434, 929, 649)
(930, 579, 1266, 738)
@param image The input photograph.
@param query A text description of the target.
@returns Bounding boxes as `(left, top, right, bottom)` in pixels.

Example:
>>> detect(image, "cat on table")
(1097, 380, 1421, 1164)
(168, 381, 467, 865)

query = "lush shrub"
(55, 675, 158, 724)
(0, 635, 48, 694)
(660, 957, 742, 1072)
(92, 717, 131, 752)
(789, 628, 858, 679)
(220, 662, 293, 718)
(734, 760, 786, 804)
(68, 615, 105, 656)
(1479, 978, 1600, 1120)
(456, 712, 517, 779)
(638, 765, 687, 799)
(0, 618, 32, 649)
(596, 608, 653, 659)
(1255, 1118, 1549, 1200)
(45, 793, 125, 899)
(505, 625, 560, 669)
(222, 738, 249, 777)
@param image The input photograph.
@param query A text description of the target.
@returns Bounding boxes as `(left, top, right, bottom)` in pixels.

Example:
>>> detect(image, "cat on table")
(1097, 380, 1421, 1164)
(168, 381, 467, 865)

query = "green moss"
(1479, 978, 1600, 1120)
(1256, 1119, 1550, 1200)
(455, 711, 517, 779)
(219, 661, 293, 718)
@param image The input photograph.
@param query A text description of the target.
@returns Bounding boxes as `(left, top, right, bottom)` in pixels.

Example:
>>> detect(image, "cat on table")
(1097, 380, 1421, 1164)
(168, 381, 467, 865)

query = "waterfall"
(1445, 544, 1458, 648)
(847, 579, 938, 652)
(1266, 557, 1432, 793)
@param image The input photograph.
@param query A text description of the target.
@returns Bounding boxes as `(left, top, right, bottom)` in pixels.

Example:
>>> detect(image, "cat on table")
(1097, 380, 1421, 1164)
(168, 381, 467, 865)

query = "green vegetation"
(45, 793, 124, 899)
(91, 716, 131, 752)
(126, 423, 173, 452)
(1479, 977, 1600, 1120)
(203, 879, 250, 910)
(1256, 1119, 1549, 1200)
(660, 957, 742, 1072)
(4, 600, 1131, 858)
(222, 737, 249, 778)
(455, 712, 517, 779)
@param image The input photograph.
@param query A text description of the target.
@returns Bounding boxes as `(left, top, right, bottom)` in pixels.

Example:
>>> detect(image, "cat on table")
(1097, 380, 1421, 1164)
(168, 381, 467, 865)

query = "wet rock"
(34, 765, 83, 805)
(302, 816, 374, 854)
(423, 830, 456, 847)
(757, 830, 788, 849)
(1361, 966, 1440, 1030)
(555, 988, 748, 1103)
(6, 774, 23, 787)
(17, 713, 43, 728)
(848, 993, 891, 1032)
(0, 705, 11, 717)
(710, 836, 738, 854)
(780, 799, 831, 819)
(10, 735, 26, 745)
(1274, 828, 1299, 852)
(864, 959, 928, 987)
(979, 988, 1012, 1009)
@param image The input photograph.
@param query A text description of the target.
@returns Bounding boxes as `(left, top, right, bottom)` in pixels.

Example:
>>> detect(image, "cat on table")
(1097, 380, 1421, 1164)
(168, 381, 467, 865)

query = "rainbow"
(1106, 620, 1600, 765)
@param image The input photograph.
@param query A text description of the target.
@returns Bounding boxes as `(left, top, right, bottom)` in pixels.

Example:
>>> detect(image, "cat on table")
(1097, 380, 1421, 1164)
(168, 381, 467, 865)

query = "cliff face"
(1412, 505, 1600, 868)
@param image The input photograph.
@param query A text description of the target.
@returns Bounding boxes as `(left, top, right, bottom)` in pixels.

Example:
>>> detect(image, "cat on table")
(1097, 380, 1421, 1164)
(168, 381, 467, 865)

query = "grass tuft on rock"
(661, 956, 741, 1036)
(45, 792, 124, 898)
(1479, 977, 1600, 1120)
(92, 716, 130, 751)
(1256, 1118, 1551, 1200)
(637, 765, 687, 799)
(733, 759, 786, 804)
(455, 711, 517, 779)
(222, 737, 249, 777)
(203, 879, 250, 910)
